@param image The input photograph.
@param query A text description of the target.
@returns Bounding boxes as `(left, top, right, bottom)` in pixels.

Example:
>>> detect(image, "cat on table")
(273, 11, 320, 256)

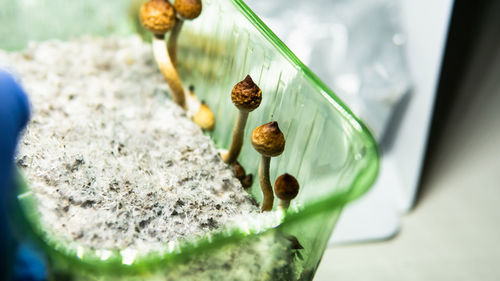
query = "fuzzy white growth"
(1, 37, 263, 252)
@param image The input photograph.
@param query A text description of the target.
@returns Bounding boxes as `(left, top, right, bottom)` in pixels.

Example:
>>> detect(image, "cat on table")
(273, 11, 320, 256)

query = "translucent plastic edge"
(231, 0, 380, 201)
(12, 0, 380, 272)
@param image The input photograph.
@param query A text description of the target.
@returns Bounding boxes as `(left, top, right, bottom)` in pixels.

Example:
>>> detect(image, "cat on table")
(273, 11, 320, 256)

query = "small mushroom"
(242, 174, 253, 189)
(222, 75, 262, 164)
(232, 161, 253, 189)
(251, 121, 285, 211)
(192, 101, 215, 131)
(188, 86, 215, 131)
(140, 0, 186, 109)
(168, 0, 202, 67)
(274, 173, 299, 210)
(232, 161, 246, 181)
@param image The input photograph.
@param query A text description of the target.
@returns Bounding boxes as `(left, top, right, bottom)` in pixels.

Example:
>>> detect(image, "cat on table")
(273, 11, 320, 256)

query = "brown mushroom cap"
(174, 0, 202, 20)
(274, 173, 299, 201)
(251, 121, 285, 157)
(140, 0, 177, 36)
(231, 75, 262, 113)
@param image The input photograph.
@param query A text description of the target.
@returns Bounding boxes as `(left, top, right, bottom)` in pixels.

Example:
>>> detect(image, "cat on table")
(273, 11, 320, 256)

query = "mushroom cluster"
(221, 75, 300, 211)
(140, 1, 300, 212)
(207, 72, 299, 211)
(251, 123, 299, 211)
(139, 0, 214, 130)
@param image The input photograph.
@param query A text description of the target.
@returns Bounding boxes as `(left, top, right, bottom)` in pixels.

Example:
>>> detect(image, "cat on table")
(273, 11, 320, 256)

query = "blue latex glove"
(0, 69, 47, 281)
(0, 69, 30, 188)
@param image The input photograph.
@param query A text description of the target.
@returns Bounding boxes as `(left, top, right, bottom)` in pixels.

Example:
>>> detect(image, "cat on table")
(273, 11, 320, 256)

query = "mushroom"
(222, 75, 262, 164)
(140, 0, 186, 109)
(233, 161, 246, 181)
(188, 85, 215, 130)
(140, 1, 214, 131)
(168, 0, 202, 67)
(251, 121, 285, 211)
(232, 161, 253, 189)
(192, 101, 215, 131)
(274, 173, 299, 210)
(241, 174, 253, 189)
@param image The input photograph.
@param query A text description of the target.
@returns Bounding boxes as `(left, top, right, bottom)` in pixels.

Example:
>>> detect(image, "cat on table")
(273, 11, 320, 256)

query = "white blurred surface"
(316, 1, 500, 278)
(330, 0, 454, 244)
(315, 67, 500, 279)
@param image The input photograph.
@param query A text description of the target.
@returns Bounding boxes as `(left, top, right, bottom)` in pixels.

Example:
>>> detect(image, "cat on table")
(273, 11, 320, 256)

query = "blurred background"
(244, 0, 500, 279)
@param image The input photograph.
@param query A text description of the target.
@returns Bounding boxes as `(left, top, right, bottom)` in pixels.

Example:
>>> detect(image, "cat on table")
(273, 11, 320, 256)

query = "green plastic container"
(1, 0, 379, 280)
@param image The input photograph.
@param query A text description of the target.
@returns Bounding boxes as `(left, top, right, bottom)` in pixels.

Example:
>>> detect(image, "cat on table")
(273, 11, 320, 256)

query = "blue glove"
(0, 69, 30, 188)
(0, 69, 47, 281)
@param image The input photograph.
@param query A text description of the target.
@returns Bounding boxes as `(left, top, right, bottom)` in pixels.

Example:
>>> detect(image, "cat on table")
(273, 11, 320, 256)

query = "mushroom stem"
(278, 199, 290, 210)
(259, 155, 274, 211)
(167, 19, 183, 68)
(222, 111, 249, 164)
(152, 35, 186, 109)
